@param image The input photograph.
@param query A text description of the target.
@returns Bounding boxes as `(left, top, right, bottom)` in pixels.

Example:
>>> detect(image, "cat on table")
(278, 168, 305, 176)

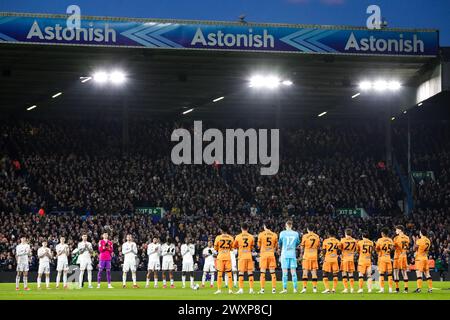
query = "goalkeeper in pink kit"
(97, 232, 114, 288)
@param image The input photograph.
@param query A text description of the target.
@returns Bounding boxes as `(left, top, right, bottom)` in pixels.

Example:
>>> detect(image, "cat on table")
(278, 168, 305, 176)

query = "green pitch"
(1, 282, 449, 300)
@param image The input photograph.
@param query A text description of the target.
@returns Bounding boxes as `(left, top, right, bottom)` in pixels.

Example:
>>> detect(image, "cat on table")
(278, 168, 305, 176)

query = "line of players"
(14, 221, 433, 294)
(212, 221, 433, 294)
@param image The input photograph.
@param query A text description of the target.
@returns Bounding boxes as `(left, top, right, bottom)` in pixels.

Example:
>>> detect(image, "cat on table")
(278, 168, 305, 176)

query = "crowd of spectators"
(0, 118, 448, 274)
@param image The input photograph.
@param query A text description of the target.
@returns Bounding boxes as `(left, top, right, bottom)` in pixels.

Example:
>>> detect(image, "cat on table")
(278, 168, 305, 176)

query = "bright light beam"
(93, 71, 108, 84)
(182, 108, 194, 115)
(110, 71, 126, 85)
(352, 92, 361, 99)
(318, 111, 327, 117)
(27, 105, 37, 111)
(52, 92, 62, 98)
(213, 96, 225, 102)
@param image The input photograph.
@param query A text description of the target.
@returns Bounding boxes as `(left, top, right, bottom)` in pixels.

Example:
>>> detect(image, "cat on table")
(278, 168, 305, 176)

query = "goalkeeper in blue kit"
(278, 220, 300, 293)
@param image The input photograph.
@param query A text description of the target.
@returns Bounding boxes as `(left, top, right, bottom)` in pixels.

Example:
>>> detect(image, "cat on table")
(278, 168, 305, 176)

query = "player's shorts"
(340, 261, 355, 273)
(123, 260, 137, 272)
(203, 261, 216, 272)
(378, 261, 393, 274)
(38, 263, 50, 274)
(182, 261, 194, 272)
(302, 259, 318, 271)
(56, 259, 69, 272)
(415, 259, 429, 272)
(259, 256, 276, 271)
(99, 260, 111, 270)
(393, 256, 408, 270)
(16, 262, 29, 272)
(147, 259, 161, 271)
(162, 257, 175, 270)
(79, 259, 93, 271)
(216, 259, 232, 272)
(322, 261, 339, 273)
(357, 263, 371, 274)
(281, 257, 297, 270)
(238, 258, 254, 273)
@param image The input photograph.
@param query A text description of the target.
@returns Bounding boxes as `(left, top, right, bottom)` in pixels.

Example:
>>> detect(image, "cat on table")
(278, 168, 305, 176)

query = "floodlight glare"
(318, 111, 327, 117)
(359, 81, 372, 91)
(266, 76, 280, 89)
(182, 108, 194, 115)
(93, 71, 108, 84)
(110, 71, 126, 85)
(249, 75, 289, 89)
(282, 80, 293, 86)
(52, 92, 62, 98)
(374, 80, 388, 91)
(352, 92, 361, 99)
(389, 81, 401, 91)
(27, 105, 37, 111)
(213, 96, 225, 102)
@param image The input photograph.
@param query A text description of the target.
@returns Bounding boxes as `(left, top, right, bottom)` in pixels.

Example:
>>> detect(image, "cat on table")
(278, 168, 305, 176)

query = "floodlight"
(359, 81, 372, 91)
(318, 111, 327, 117)
(282, 80, 293, 86)
(93, 71, 108, 84)
(374, 80, 388, 91)
(110, 71, 126, 85)
(27, 105, 37, 111)
(52, 92, 62, 98)
(389, 81, 401, 91)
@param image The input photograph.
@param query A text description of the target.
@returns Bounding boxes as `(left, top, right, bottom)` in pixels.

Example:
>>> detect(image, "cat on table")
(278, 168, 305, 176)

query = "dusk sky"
(0, 0, 449, 45)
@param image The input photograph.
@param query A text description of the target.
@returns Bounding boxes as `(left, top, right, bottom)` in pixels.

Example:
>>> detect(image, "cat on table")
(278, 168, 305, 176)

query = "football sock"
(163, 279, 167, 286)
(367, 278, 373, 290)
(282, 271, 288, 290)
(15, 275, 20, 288)
(312, 277, 318, 288)
(323, 277, 330, 290)
(227, 272, 233, 288)
(292, 271, 298, 290)
(349, 276, 354, 289)
(249, 275, 254, 289)
(45, 275, 50, 287)
(302, 278, 307, 289)
(106, 270, 111, 284)
(154, 277, 158, 286)
(417, 277, 422, 289)
(260, 273, 266, 289)
(380, 276, 385, 289)
(37, 276, 41, 288)
(56, 273, 61, 287)
(233, 273, 238, 286)
(79, 270, 84, 287)
(271, 272, 276, 289)
(343, 276, 348, 289)
(146, 277, 150, 286)
(182, 275, 186, 287)
(63, 273, 67, 286)
(388, 275, 393, 289)
(217, 272, 223, 289)
(404, 279, 408, 290)
(426, 277, 432, 289)
(87, 271, 92, 286)
(211, 273, 215, 286)
(333, 276, 338, 290)
(359, 277, 364, 289)
(202, 272, 206, 285)
(190, 276, 194, 287)
(132, 273, 137, 285)
(170, 278, 174, 285)
(239, 275, 244, 289)
(23, 276, 28, 288)
(395, 279, 399, 289)
(123, 273, 127, 286)
(97, 269, 102, 283)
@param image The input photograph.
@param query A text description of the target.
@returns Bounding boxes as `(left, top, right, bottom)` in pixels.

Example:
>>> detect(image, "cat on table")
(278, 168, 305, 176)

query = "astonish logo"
(345, 32, 425, 54)
(26, 20, 117, 43)
(191, 28, 275, 48)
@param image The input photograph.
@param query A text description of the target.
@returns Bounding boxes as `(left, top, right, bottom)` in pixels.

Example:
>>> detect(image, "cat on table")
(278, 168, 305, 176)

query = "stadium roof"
(0, 13, 446, 120)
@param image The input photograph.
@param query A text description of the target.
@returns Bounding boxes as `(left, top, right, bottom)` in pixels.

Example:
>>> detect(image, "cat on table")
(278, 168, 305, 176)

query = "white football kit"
(161, 243, 175, 270)
(202, 247, 216, 272)
(56, 243, 69, 272)
(37, 247, 51, 274)
(122, 241, 138, 272)
(15, 243, 31, 272)
(181, 243, 195, 272)
(231, 248, 237, 272)
(147, 243, 161, 271)
(76, 241, 93, 271)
